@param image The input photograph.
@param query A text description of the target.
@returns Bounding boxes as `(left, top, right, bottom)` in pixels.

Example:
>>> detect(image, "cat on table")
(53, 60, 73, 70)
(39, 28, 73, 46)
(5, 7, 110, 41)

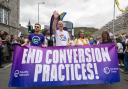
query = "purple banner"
(9, 43, 120, 87)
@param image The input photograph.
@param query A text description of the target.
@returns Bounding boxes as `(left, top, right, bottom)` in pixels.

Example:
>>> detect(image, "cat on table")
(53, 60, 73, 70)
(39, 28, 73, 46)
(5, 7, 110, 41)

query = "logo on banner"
(14, 70, 20, 78)
(14, 70, 30, 78)
(104, 67, 110, 74)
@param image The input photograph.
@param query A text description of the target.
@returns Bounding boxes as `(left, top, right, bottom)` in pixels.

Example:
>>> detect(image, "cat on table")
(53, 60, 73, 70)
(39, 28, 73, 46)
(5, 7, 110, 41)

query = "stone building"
(93, 12, 128, 37)
(0, 0, 20, 35)
(19, 25, 28, 36)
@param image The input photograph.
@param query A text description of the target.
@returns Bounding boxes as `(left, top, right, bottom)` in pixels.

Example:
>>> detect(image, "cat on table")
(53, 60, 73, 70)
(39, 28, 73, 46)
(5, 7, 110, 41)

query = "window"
(4, 9, 9, 24)
(0, 8, 9, 25)
(0, 8, 3, 23)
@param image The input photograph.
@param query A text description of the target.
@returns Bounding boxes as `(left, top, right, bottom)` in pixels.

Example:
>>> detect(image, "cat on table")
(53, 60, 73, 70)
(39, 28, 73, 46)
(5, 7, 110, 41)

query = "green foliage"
(74, 27, 99, 38)
(28, 25, 33, 33)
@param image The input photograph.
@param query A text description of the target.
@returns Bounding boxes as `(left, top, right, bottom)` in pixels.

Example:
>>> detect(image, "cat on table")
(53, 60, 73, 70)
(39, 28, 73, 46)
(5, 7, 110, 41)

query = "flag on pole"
(60, 12, 67, 21)
(115, 0, 128, 13)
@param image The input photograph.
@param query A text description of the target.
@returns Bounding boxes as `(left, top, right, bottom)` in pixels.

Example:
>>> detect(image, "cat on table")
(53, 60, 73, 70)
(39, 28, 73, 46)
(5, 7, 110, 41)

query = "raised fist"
(53, 11, 59, 19)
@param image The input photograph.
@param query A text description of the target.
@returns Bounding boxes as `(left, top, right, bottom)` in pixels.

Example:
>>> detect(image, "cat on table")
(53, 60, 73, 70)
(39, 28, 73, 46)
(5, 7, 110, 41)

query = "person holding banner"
(22, 23, 46, 47)
(0, 37, 3, 68)
(51, 11, 70, 46)
(100, 31, 113, 44)
(116, 38, 124, 67)
(74, 30, 90, 46)
(45, 30, 55, 46)
(124, 35, 128, 74)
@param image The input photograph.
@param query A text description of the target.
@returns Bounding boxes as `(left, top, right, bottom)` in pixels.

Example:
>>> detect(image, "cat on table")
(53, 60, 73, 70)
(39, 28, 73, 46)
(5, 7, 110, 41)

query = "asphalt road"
(0, 64, 128, 89)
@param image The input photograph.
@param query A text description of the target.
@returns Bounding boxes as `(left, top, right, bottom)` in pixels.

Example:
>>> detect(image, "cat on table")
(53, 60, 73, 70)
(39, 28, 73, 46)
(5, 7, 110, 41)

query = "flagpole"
(38, 3, 39, 23)
(37, 2, 45, 23)
(113, 0, 116, 37)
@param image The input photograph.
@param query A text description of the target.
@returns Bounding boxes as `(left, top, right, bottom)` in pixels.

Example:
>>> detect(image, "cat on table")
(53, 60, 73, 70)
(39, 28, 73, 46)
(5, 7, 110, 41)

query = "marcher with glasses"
(22, 23, 46, 47)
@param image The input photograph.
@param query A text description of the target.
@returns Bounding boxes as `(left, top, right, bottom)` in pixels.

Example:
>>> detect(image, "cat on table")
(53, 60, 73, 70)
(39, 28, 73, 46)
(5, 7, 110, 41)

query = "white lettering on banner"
(91, 48, 96, 62)
(35, 50, 43, 63)
(22, 49, 28, 64)
(45, 50, 52, 64)
(58, 64, 65, 81)
(87, 63, 95, 80)
(27, 48, 36, 63)
(94, 63, 99, 79)
(42, 65, 50, 82)
(53, 50, 59, 64)
(85, 48, 92, 63)
(60, 49, 66, 63)
(20, 46, 112, 82)
(75, 64, 82, 80)
(50, 64, 58, 81)
(44, 47, 111, 64)
(70, 64, 75, 80)
(78, 48, 85, 63)
(33, 63, 99, 82)
(67, 49, 72, 63)
(21, 48, 43, 64)
(95, 48, 102, 62)
(73, 49, 78, 63)
(81, 64, 87, 80)
(46, 49, 70, 64)
(65, 64, 70, 81)
(101, 47, 111, 62)
(34, 64, 42, 82)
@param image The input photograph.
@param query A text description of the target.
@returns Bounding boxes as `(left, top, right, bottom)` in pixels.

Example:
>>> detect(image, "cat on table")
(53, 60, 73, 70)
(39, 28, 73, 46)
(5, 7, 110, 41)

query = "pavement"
(0, 63, 128, 89)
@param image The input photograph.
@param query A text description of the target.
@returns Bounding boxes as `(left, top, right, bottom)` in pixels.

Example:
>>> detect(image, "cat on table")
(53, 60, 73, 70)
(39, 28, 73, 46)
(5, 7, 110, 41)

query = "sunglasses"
(35, 26, 40, 28)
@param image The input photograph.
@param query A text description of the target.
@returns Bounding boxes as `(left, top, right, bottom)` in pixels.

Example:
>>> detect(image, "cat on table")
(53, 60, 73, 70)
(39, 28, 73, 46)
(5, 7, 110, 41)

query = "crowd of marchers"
(0, 11, 128, 75)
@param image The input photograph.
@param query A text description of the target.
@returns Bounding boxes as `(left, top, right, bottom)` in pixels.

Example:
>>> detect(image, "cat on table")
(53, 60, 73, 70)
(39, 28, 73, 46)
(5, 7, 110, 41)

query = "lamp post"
(113, 0, 116, 37)
(38, 2, 45, 23)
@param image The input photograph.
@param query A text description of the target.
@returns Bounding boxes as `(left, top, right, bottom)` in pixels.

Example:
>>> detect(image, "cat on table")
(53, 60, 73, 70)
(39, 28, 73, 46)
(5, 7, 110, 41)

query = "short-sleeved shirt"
(117, 42, 123, 53)
(74, 38, 89, 45)
(125, 39, 128, 52)
(29, 33, 44, 46)
(55, 30, 70, 46)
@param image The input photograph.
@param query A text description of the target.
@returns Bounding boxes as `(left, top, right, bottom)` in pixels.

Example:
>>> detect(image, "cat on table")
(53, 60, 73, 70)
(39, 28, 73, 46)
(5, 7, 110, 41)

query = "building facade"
(93, 12, 128, 37)
(0, 0, 20, 35)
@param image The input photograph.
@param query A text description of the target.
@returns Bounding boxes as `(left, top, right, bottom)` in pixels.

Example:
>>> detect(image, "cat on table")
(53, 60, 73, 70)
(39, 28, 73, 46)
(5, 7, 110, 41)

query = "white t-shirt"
(55, 30, 70, 46)
(125, 38, 128, 52)
(125, 39, 128, 44)
(117, 43, 123, 53)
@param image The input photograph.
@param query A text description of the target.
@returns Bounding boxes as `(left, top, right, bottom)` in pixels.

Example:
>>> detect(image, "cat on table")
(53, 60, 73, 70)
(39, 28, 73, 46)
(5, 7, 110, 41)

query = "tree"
(27, 20, 33, 33)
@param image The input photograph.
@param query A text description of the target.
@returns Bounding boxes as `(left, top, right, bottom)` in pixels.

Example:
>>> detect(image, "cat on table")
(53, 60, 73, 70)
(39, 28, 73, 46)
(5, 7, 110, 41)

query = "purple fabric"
(9, 43, 120, 87)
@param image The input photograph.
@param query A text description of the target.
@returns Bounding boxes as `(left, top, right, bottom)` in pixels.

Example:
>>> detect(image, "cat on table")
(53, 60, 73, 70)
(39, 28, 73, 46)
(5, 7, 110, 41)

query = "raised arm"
(51, 11, 60, 33)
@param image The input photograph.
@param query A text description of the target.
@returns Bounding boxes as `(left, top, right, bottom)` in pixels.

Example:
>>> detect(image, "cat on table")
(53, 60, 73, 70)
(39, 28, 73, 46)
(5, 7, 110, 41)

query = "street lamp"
(113, 0, 116, 37)
(38, 2, 45, 23)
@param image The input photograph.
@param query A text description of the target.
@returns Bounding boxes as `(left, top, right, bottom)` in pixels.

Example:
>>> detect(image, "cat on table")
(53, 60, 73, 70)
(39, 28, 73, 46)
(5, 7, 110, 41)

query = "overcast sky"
(20, 0, 128, 29)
